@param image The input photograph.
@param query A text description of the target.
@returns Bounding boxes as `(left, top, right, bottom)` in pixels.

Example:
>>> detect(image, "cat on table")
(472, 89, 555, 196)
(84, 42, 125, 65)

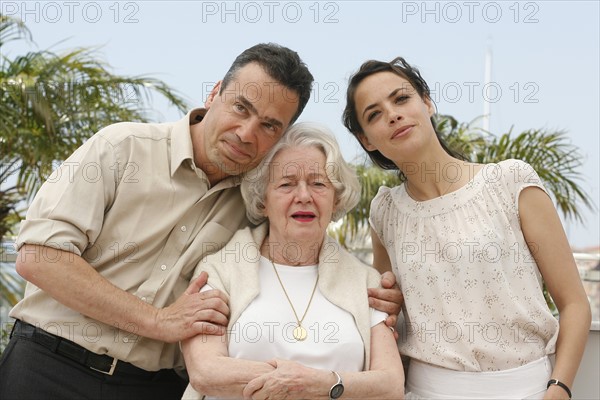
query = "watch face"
(331, 384, 344, 399)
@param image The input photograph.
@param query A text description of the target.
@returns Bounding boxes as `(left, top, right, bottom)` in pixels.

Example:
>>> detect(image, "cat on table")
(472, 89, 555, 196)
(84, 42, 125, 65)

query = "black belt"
(12, 320, 157, 378)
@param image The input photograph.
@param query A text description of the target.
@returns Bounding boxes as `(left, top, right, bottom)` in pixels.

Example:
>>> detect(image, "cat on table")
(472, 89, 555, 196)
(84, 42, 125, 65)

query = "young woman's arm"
(371, 227, 393, 274)
(368, 228, 403, 336)
(519, 186, 591, 399)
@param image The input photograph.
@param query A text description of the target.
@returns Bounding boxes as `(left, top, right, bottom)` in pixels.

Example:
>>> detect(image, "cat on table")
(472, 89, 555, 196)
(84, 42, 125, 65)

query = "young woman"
(342, 57, 591, 399)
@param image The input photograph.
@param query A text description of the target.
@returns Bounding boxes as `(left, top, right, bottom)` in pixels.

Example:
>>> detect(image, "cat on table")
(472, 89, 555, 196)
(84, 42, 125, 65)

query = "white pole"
(483, 38, 492, 133)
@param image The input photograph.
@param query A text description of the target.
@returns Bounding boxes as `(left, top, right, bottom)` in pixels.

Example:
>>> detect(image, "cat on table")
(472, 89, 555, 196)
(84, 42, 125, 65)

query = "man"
(0, 43, 401, 399)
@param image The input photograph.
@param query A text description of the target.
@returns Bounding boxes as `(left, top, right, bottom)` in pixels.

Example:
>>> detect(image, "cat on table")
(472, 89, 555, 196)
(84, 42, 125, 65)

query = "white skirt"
(406, 356, 552, 399)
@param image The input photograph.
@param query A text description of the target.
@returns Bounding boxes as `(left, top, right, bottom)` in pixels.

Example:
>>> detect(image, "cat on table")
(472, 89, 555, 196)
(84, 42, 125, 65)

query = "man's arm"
(16, 244, 228, 343)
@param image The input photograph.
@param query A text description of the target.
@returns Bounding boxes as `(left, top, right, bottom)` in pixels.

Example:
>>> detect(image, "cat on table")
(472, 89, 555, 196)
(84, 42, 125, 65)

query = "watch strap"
(329, 370, 344, 399)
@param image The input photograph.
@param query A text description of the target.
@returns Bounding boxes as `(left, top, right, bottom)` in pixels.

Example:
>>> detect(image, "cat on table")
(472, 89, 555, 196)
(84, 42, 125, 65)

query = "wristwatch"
(329, 371, 344, 399)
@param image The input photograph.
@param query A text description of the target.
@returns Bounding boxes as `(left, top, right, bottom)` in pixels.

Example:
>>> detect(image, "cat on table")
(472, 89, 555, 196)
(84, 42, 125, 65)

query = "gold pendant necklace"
(269, 258, 319, 342)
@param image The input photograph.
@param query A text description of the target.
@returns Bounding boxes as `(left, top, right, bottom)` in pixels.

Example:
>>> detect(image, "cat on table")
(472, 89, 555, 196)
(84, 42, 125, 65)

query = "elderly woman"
(181, 122, 404, 399)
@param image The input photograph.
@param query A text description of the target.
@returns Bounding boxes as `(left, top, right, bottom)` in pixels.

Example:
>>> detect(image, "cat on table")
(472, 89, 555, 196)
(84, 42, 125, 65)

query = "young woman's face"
(353, 71, 436, 163)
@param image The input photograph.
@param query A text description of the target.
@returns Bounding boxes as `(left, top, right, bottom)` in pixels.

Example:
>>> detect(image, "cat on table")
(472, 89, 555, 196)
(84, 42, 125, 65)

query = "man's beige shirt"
(11, 109, 248, 371)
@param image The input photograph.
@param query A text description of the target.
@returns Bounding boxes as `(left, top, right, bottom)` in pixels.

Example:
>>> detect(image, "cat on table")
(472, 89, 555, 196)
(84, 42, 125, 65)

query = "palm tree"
(0, 15, 189, 238)
(0, 15, 190, 308)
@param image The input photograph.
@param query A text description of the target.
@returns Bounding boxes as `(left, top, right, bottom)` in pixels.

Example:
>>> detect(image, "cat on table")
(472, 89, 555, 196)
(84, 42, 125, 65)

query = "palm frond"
(335, 164, 401, 243)
(0, 261, 25, 306)
(0, 15, 32, 48)
(479, 129, 594, 222)
(1, 26, 190, 204)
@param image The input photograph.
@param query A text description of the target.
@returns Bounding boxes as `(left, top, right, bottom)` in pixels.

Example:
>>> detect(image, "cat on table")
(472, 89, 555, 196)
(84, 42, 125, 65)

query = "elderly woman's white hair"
(241, 122, 360, 225)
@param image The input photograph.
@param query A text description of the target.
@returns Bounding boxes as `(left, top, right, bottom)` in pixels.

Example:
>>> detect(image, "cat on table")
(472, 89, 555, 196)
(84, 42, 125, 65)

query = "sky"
(2, 0, 599, 248)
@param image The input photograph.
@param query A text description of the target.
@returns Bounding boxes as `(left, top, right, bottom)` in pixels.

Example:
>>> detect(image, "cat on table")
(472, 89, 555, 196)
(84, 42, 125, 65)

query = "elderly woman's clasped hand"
(243, 359, 322, 400)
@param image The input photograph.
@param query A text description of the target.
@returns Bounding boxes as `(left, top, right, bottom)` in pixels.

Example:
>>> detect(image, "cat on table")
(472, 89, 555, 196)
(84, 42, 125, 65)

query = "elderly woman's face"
(263, 146, 336, 247)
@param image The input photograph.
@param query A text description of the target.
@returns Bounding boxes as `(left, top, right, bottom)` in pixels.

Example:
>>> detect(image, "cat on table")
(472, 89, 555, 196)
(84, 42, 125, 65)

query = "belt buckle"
(90, 357, 117, 376)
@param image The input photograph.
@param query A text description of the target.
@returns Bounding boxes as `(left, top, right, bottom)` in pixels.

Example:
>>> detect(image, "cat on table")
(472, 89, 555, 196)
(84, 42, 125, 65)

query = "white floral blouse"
(370, 159, 559, 372)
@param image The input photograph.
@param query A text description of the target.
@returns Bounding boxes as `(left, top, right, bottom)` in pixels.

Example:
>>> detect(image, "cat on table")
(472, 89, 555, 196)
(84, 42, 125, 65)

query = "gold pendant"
(293, 325, 307, 341)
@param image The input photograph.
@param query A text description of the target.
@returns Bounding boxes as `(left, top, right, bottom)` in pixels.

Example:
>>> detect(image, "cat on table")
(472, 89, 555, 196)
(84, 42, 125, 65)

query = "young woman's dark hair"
(342, 57, 465, 171)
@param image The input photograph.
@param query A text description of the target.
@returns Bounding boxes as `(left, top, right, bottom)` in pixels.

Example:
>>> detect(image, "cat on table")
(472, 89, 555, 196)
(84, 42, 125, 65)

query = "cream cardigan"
(182, 223, 382, 399)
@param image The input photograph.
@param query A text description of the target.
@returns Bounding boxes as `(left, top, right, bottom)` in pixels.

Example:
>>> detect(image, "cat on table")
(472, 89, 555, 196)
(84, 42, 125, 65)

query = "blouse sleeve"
(368, 186, 392, 245)
(498, 159, 550, 209)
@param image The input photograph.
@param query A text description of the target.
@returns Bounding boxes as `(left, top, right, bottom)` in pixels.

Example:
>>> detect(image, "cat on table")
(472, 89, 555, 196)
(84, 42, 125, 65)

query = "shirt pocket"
(179, 221, 237, 281)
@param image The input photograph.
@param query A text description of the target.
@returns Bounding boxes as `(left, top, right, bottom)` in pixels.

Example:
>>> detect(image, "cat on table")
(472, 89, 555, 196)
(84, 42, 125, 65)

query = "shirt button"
(141, 297, 147, 302)
(123, 338, 129, 343)
(160, 264, 167, 271)
(180, 226, 187, 232)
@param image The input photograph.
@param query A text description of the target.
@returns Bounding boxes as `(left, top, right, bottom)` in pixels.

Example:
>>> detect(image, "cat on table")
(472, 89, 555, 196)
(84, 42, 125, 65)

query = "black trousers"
(0, 335, 188, 400)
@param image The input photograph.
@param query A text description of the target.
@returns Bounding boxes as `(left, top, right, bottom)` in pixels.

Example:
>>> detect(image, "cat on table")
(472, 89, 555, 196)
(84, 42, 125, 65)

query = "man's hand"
(368, 271, 403, 338)
(155, 272, 229, 343)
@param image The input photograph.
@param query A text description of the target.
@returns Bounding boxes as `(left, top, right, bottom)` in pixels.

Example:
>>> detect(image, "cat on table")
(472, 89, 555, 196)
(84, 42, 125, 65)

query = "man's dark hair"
(221, 43, 314, 125)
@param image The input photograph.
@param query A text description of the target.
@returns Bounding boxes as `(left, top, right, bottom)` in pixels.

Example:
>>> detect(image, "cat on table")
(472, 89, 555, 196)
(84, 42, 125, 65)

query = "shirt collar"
(170, 108, 242, 189)
(170, 108, 206, 178)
